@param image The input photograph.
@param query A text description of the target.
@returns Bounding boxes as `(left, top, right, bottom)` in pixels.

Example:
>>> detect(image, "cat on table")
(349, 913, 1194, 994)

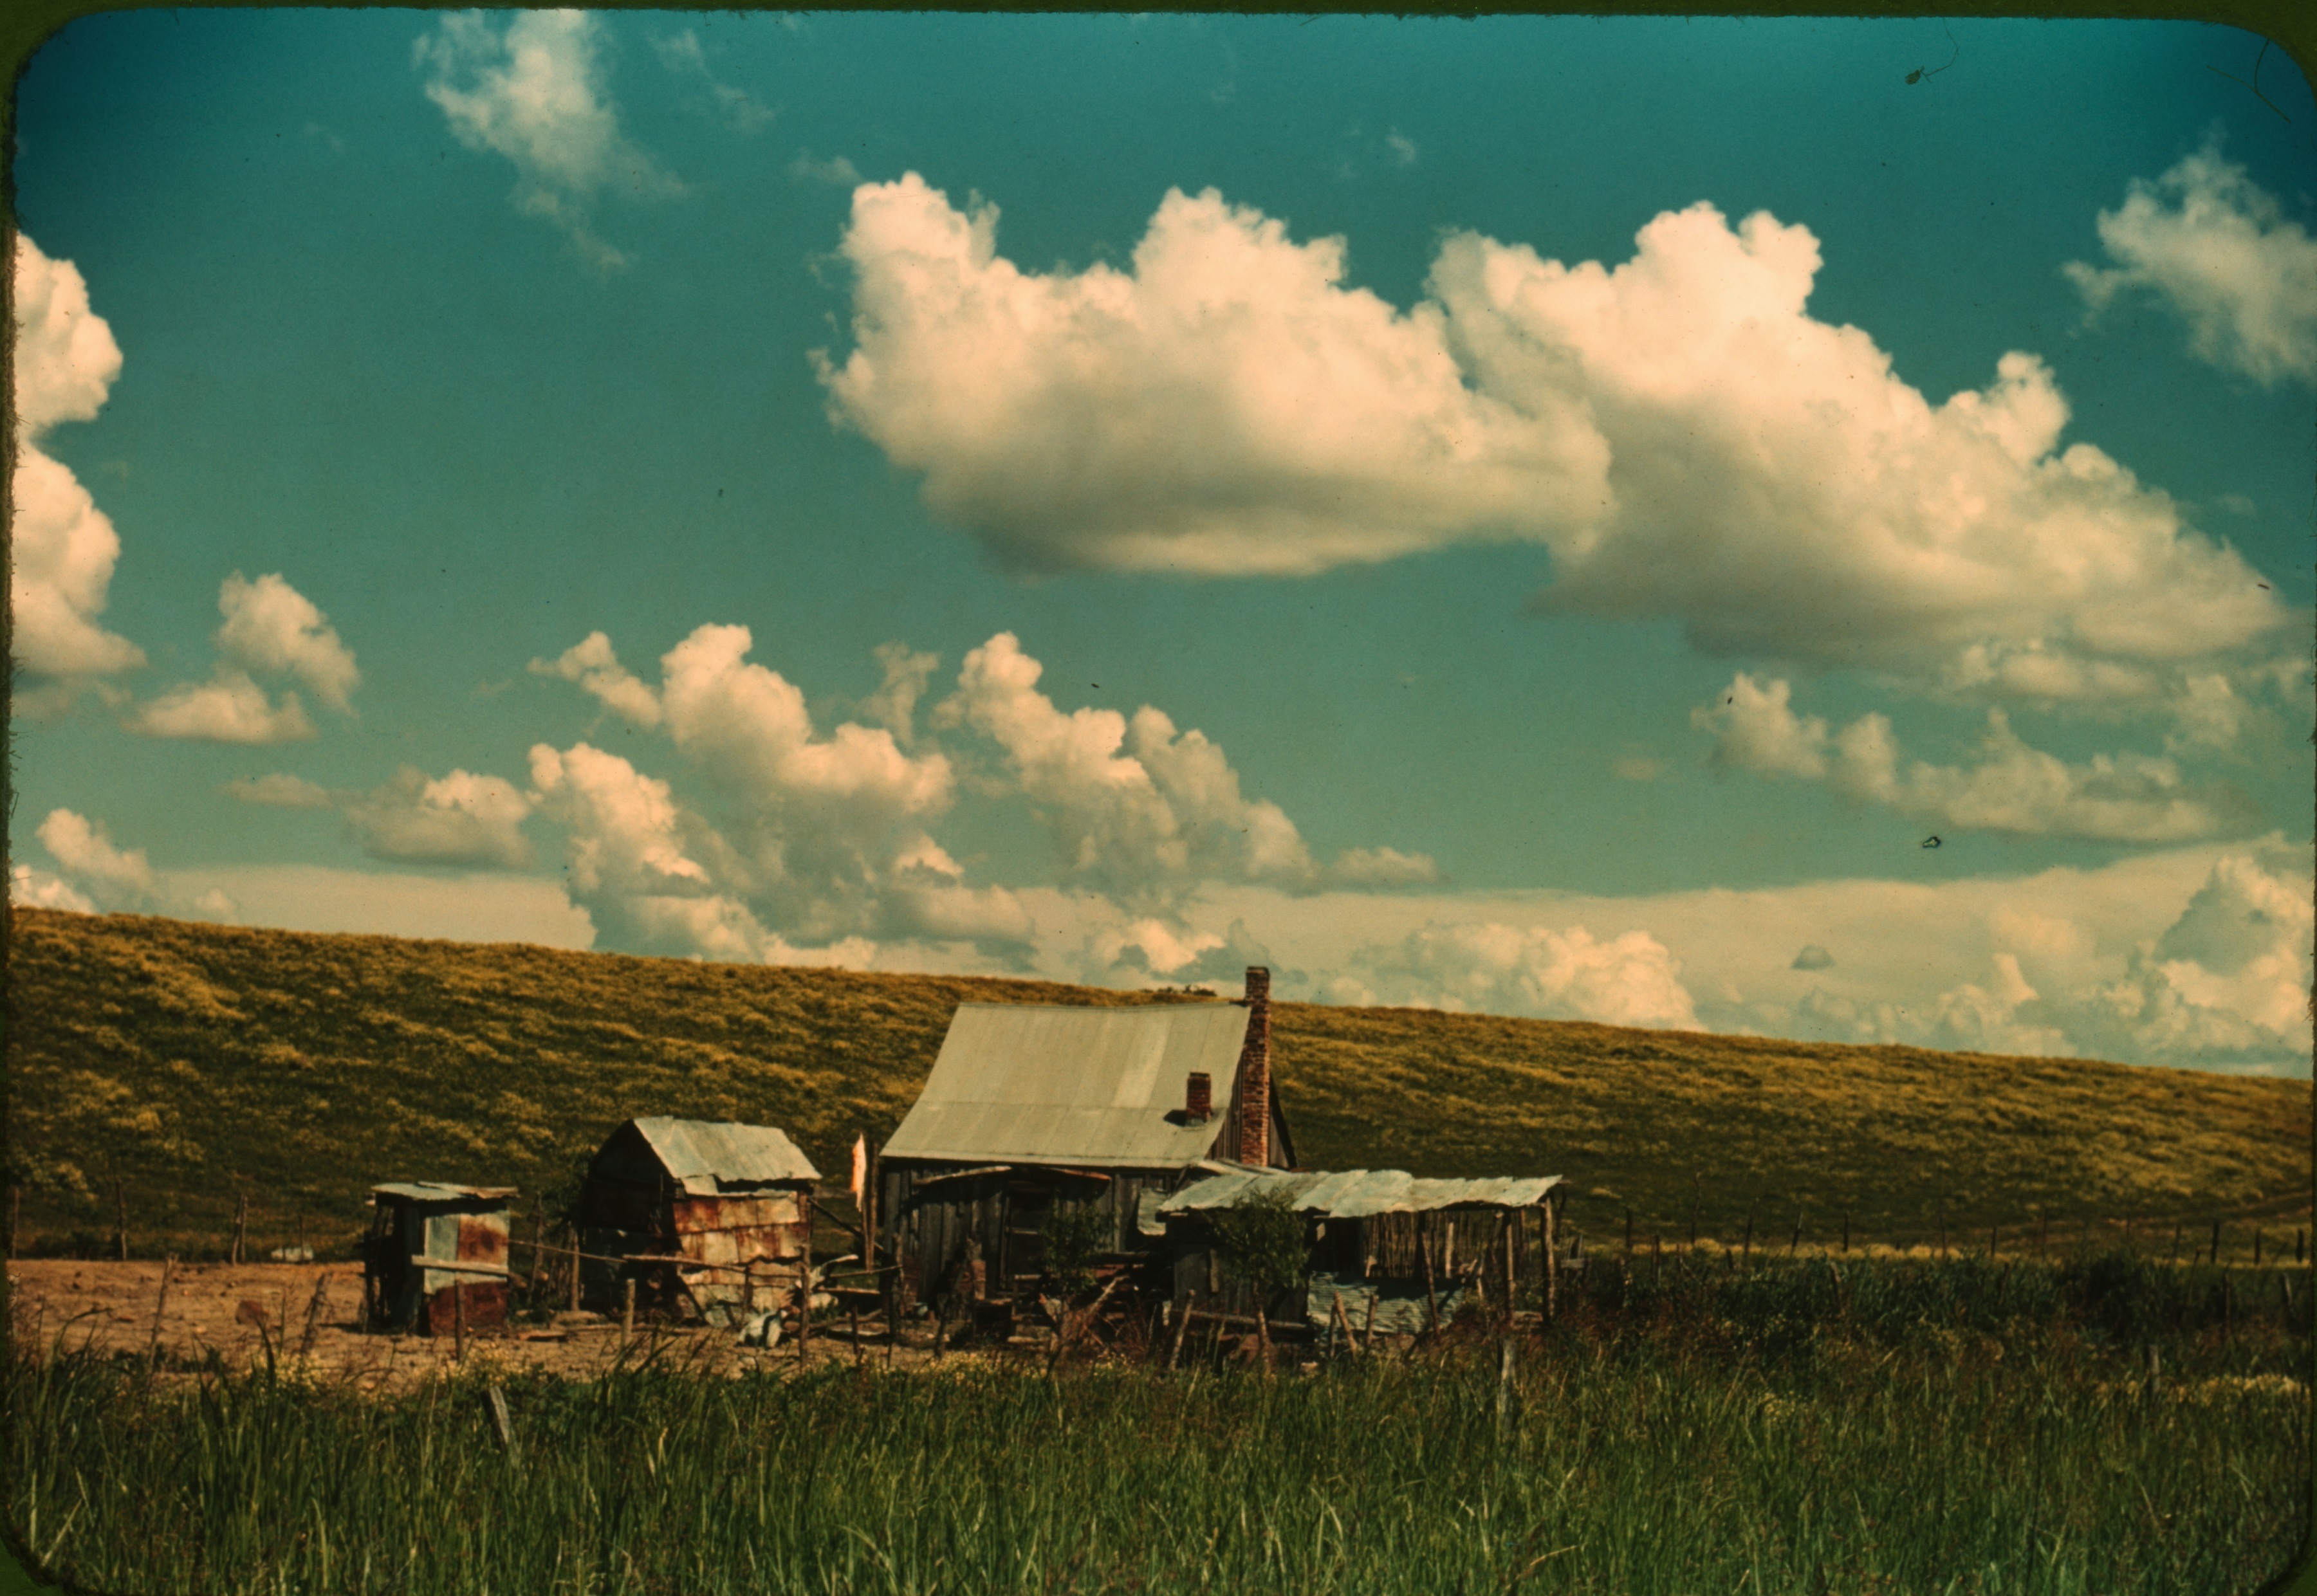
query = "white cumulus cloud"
(530, 630, 663, 728)
(129, 670, 315, 744)
(230, 766, 534, 868)
(2066, 140, 2317, 388)
(10, 236, 144, 699)
(1694, 672, 2249, 843)
(416, 10, 679, 271)
(129, 573, 357, 744)
(822, 179, 2283, 706)
(939, 631, 1433, 904)
(1331, 920, 1703, 1031)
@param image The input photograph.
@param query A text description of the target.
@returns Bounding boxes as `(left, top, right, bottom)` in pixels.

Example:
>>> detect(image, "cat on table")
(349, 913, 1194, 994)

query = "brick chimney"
(1184, 1071, 1212, 1124)
(1237, 966, 1271, 1166)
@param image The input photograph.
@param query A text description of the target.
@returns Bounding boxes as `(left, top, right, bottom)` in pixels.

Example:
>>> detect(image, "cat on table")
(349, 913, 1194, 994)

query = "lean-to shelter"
(1155, 1165, 1566, 1334)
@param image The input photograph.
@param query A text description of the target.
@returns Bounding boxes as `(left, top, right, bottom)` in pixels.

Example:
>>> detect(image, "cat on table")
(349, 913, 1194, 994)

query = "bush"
(1209, 1190, 1307, 1295)
(1040, 1202, 1111, 1299)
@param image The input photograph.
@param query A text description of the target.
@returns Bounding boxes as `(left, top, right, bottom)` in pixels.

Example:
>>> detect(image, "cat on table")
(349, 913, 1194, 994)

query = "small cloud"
(1791, 944, 1834, 971)
(2217, 491, 2257, 517)
(1386, 128, 1419, 168)
(1612, 751, 1666, 783)
(129, 671, 315, 744)
(224, 773, 336, 809)
(655, 28, 775, 132)
(301, 121, 345, 154)
(789, 150, 863, 187)
(2064, 138, 2317, 387)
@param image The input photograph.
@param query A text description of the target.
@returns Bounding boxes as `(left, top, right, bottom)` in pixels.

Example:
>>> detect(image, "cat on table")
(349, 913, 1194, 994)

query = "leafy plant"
(1040, 1202, 1110, 1298)
(1210, 1189, 1308, 1295)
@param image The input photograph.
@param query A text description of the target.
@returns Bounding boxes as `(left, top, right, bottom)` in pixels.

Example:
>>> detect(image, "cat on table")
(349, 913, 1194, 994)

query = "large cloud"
(415, 9, 679, 271)
(1330, 921, 1703, 1032)
(10, 237, 144, 698)
(1694, 672, 2251, 843)
(2065, 141, 2317, 388)
(129, 574, 358, 744)
(521, 625, 1428, 966)
(822, 179, 2282, 706)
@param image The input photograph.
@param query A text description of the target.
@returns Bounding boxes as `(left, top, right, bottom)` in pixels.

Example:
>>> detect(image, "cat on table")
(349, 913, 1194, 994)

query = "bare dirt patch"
(6, 1260, 975, 1391)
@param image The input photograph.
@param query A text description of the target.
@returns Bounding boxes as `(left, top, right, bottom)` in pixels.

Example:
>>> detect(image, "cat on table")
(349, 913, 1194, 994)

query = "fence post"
(147, 1255, 176, 1364)
(232, 1192, 247, 1267)
(622, 1276, 636, 1349)
(454, 1280, 467, 1362)
(115, 1178, 129, 1262)
(1495, 1336, 1515, 1442)
(1841, 1211, 1850, 1256)
(569, 1225, 582, 1314)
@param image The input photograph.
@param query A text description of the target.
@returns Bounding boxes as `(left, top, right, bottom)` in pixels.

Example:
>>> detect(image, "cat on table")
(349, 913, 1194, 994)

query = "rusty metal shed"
(362, 1182, 517, 1335)
(577, 1117, 820, 1326)
(877, 969, 1296, 1312)
(1154, 1165, 1565, 1334)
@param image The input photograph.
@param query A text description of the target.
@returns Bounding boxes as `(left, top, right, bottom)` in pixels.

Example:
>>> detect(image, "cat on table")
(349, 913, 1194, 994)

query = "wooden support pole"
(485, 1385, 521, 1472)
(1419, 1230, 1441, 1336)
(1502, 1216, 1517, 1319)
(850, 1306, 863, 1367)
(1255, 1303, 1273, 1377)
(232, 1192, 247, 1267)
(115, 1178, 129, 1263)
(1362, 1290, 1379, 1353)
(622, 1276, 636, 1348)
(1544, 1195, 1560, 1319)
(1495, 1336, 1515, 1442)
(569, 1226, 582, 1314)
(454, 1280, 467, 1362)
(147, 1255, 176, 1364)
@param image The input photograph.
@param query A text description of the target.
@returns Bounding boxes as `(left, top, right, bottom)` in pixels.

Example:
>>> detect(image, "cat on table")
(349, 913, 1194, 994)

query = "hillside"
(5, 907, 2308, 1260)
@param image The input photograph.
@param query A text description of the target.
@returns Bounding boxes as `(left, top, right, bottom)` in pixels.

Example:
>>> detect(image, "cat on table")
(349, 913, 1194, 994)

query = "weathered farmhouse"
(362, 1182, 516, 1335)
(1155, 1164, 1565, 1335)
(877, 967, 1295, 1311)
(576, 1117, 820, 1326)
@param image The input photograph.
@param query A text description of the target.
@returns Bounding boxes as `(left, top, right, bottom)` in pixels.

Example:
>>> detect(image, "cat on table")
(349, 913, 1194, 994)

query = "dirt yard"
(5, 1260, 983, 1390)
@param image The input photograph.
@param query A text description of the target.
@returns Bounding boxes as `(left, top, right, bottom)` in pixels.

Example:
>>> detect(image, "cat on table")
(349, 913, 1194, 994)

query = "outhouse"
(362, 1182, 517, 1335)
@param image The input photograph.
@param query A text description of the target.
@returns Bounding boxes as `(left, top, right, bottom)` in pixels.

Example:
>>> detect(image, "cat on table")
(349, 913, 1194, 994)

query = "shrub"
(1209, 1189, 1307, 1295)
(1040, 1202, 1111, 1299)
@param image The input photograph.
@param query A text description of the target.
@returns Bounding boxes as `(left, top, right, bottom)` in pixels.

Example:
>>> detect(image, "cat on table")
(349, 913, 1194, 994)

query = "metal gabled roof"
(368, 1182, 517, 1206)
(1157, 1168, 1561, 1219)
(882, 1001, 1253, 1168)
(626, 1117, 820, 1195)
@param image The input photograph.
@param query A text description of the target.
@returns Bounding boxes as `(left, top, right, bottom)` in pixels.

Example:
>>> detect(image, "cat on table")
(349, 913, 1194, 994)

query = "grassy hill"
(5, 906, 2308, 1261)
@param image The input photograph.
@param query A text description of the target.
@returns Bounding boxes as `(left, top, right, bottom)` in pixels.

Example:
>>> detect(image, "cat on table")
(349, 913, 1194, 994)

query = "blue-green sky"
(12, 12, 2314, 1072)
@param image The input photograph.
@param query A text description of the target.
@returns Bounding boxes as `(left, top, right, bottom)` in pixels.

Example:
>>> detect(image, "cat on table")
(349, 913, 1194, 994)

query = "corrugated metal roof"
(882, 1002, 1252, 1168)
(629, 1117, 820, 1195)
(369, 1182, 516, 1204)
(1158, 1168, 1560, 1218)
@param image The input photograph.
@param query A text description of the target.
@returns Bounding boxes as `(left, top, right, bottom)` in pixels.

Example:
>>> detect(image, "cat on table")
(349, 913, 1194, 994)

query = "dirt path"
(5, 1260, 979, 1391)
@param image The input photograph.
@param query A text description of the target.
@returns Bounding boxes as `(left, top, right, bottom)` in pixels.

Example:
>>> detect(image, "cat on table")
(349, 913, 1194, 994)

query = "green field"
(8, 1250, 2309, 1596)
(5, 907, 2309, 1261)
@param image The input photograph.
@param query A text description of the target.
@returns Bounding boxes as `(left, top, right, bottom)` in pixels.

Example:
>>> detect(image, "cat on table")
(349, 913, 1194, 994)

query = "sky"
(10, 11, 2314, 1075)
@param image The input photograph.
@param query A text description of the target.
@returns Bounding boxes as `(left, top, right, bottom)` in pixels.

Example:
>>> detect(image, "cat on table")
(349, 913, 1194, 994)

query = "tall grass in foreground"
(8, 1316, 2307, 1595)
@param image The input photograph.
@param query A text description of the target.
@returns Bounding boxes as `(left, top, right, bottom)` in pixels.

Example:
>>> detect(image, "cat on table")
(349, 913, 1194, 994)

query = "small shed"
(576, 1117, 820, 1326)
(362, 1182, 517, 1335)
(877, 968, 1296, 1312)
(1155, 1166, 1565, 1334)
